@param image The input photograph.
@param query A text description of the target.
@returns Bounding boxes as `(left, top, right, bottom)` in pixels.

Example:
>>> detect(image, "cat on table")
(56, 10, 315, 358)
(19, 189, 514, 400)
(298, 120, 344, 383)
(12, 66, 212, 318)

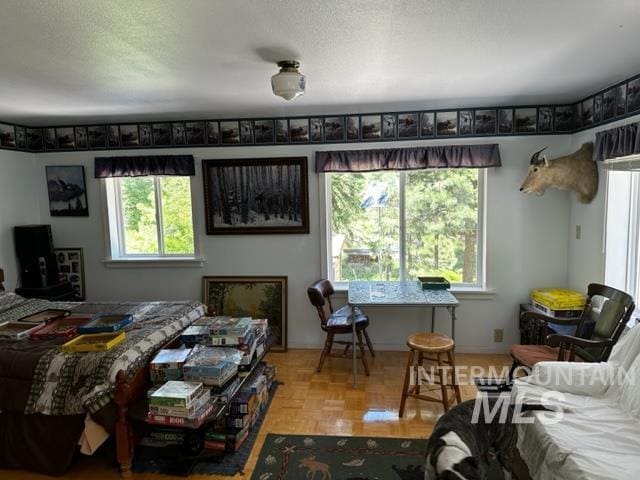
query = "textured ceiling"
(0, 0, 639, 125)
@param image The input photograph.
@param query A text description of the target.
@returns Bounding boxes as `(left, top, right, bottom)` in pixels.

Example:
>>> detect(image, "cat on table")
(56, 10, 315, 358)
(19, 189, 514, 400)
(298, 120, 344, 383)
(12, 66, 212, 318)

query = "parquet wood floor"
(1, 349, 510, 480)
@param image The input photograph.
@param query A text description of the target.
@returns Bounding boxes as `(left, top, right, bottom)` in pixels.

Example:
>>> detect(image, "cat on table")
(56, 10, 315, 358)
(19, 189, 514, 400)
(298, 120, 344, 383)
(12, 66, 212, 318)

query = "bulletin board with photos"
(55, 248, 85, 300)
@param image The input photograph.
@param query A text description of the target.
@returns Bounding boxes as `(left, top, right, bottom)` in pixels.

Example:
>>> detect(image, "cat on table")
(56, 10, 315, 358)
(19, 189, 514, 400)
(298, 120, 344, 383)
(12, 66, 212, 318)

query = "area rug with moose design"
(251, 434, 427, 480)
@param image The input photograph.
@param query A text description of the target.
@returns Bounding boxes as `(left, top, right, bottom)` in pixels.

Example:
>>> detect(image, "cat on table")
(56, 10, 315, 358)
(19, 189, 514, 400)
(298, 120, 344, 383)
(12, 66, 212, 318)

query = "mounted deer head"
(520, 142, 598, 203)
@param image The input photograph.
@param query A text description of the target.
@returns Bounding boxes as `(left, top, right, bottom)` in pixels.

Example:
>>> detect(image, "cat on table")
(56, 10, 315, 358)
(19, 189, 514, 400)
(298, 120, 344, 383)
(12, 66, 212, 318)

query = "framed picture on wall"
(554, 105, 574, 132)
(361, 115, 382, 140)
(87, 125, 106, 148)
(474, 109, 496, 135)
(289, 118, 309, 143)
(54, 248, 85, 300)
(203, 275, 287, 351)
(397, 113, 418, 138)
(254, 119, 274, 144)
(514, 108, 537, 133)
(45, 165, 89, 216)
(15, 126, 26, 149)
(458, 110, 473, 136)
(202, 156, 309, 235)
(27, 128, 44, 151)
(0, 123, 16, 148)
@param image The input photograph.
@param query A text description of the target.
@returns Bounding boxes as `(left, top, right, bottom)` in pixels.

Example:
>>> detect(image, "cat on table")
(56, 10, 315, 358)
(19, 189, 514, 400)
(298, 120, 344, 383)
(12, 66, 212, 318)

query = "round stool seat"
(406, 332, 454, 353)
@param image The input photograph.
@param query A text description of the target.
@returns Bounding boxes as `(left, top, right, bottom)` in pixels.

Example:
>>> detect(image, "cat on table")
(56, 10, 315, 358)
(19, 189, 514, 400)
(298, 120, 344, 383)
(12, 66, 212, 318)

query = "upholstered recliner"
(307, 279, 375, 375)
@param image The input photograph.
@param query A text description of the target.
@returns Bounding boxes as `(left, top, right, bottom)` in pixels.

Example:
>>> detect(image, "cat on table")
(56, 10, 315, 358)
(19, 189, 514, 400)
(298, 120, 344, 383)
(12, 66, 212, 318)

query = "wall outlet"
(576, 225, 581, 239)
(494, 329, 504, 342)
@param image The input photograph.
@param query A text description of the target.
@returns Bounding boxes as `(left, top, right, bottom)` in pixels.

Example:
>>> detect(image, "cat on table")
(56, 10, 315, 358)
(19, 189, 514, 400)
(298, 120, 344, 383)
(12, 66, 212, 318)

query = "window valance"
(315, 144, 501, 173)
(94, 155, 195, 178)
(594, 122, 640, 162)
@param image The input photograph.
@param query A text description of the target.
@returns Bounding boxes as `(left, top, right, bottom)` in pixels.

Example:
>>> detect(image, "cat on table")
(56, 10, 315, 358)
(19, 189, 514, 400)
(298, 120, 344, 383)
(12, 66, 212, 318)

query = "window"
(104, 176, 197, 260)
(604, 168, 640, 299)
(326, 169, 484, 287)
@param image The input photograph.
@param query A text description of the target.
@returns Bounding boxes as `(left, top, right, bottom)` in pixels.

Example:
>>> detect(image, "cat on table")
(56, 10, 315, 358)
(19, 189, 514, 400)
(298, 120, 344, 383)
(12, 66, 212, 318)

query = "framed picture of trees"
(202, 157, 309, 234)
(202, 276, 287, 351)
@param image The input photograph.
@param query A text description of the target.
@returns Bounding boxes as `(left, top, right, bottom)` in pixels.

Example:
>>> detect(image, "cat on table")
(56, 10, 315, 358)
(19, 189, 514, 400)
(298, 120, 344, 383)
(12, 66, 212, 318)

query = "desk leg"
(448, 306, 456, 340)
(431, 307, 436, 333)
(351, 305, 357, 388)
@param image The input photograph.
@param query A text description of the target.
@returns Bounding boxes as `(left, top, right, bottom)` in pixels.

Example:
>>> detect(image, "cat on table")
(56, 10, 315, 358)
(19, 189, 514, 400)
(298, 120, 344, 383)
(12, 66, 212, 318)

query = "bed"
(0, 289, 205, 477)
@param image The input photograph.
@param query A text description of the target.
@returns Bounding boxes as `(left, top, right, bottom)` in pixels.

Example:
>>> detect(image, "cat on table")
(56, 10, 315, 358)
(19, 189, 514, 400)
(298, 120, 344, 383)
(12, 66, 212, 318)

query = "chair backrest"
(575, 283, 635, 361)
(307, 279, 335, 326)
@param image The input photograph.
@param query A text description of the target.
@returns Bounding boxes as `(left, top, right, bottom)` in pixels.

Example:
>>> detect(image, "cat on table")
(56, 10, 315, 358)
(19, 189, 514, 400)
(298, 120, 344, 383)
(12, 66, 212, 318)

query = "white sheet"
(513, 325, 640, 480)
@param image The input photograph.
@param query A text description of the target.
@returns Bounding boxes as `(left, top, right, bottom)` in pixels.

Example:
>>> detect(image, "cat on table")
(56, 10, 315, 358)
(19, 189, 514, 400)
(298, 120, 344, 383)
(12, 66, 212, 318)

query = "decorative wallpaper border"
(0, 73, 638, 154)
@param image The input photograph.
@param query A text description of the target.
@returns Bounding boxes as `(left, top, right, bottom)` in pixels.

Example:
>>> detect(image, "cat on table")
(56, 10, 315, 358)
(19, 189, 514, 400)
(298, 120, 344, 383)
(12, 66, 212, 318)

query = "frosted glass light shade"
(271, 61, 305, 101)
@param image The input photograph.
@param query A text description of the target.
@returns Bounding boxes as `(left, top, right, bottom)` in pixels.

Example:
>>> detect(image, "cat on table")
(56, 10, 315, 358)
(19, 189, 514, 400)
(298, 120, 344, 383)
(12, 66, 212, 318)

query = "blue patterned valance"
(94, 155, 195, 178)
(315, 144, 501, 173)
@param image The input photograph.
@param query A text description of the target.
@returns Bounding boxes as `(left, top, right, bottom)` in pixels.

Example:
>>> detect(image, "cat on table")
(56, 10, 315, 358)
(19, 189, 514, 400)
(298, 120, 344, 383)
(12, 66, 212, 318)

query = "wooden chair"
(510, 283, 634, 378)
(307, 279, 375, 375)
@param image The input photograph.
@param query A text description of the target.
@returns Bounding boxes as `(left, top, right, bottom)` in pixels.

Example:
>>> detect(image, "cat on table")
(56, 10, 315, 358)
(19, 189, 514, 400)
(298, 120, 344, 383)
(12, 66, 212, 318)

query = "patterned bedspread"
(0, 293, 205, 416)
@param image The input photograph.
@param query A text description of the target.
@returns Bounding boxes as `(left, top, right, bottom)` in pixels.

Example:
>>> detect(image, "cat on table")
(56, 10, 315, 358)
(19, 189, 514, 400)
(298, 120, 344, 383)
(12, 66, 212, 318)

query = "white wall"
(567, 114, 640, 290)
(0, 150, 43, 288)
(26, 134, 571, 353)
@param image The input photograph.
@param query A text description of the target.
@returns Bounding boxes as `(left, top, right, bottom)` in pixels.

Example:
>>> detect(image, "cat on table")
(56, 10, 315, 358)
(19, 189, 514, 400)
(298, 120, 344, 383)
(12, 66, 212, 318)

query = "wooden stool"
(399, 332, 462, 417)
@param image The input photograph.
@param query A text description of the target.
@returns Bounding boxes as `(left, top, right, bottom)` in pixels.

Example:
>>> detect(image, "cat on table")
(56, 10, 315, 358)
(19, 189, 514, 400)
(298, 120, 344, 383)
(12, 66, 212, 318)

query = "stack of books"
(202, 364, 274, 454)
(149, 348, 192, 384)
(210, 317, 252, 344)
(251, 318, 269, 339)
(147, 381, 216, 429)
(209, 317, 265, 375)
(204, 392, 257, 453)
(183, 345, 241, 386)
(181, 325, 212, 346)
(139, 428, 186, 448)
(246, 369, 269, 413)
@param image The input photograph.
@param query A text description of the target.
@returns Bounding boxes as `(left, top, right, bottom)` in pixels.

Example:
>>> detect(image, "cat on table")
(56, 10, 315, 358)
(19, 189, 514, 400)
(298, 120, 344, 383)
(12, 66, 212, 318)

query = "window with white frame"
(325, 169, 485, 287)
(104, 176, 196, 259)
(604, 166, 640, 299)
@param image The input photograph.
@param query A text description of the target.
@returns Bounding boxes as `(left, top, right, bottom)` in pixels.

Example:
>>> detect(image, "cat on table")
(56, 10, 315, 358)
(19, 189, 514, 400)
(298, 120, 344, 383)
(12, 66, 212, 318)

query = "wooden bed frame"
(112, 333, 186, 477)
(113, 367, 147, 478)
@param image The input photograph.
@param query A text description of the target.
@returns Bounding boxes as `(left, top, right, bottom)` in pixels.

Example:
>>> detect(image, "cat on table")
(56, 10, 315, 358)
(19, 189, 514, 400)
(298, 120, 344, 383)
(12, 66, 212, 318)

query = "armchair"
(510, 283, 634, 378)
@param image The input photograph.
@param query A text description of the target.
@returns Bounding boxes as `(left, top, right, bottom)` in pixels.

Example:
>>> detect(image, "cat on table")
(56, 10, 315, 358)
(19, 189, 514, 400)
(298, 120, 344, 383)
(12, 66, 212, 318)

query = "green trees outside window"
(329, 169, 480, 285)
(120, 176, 195, 255)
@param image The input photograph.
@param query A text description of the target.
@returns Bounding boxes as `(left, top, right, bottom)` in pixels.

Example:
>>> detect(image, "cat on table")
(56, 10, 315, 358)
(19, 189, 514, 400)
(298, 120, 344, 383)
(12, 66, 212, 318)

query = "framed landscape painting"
(202, 157, 309, 235)
(45, 165, 89, 216)
(202, 276, 287, 351)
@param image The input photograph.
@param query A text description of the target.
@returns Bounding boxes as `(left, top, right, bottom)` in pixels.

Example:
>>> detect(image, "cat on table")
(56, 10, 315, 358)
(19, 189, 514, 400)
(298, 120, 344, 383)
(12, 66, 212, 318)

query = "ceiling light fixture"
(271, 60, 305, 101)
